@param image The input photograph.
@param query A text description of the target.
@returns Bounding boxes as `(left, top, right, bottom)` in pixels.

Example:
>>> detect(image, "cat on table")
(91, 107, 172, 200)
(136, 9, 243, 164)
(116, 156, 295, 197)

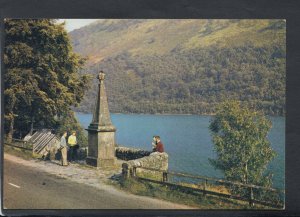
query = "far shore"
(73, 111, 285, 117)
(75, 111, 215, 116)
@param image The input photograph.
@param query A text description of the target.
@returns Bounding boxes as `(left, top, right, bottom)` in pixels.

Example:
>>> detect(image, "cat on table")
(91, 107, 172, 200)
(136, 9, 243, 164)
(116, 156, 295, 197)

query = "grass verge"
(109, 177, 272, 209)
(4, 145, 33, 160)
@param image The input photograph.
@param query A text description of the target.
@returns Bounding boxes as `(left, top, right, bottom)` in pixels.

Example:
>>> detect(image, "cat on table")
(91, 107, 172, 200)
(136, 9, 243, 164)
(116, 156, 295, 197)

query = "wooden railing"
(124, 165, 284, 209)
(4, 139, 32, 150)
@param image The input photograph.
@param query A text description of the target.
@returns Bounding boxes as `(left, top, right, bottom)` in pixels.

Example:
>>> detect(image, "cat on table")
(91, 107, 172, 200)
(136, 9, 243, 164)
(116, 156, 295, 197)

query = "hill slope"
(69, 19, 286, 115)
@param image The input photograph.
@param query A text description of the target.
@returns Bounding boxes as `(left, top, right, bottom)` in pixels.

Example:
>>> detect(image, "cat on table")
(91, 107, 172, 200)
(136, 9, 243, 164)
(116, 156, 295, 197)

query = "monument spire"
(86, 71, 116, 167)
(89, 71, 115, 131)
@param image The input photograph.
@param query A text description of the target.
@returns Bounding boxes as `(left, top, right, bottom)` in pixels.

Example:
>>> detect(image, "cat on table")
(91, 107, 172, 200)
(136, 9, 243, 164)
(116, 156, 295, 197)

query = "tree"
(4, 19, 91, 142)
(209, 101, 276, 192)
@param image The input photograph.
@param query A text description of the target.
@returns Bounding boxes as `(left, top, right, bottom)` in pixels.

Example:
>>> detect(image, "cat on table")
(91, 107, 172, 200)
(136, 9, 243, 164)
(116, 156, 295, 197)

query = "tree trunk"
(30, 116, 34, 135)
(7, 115, 14, 143)
(245, 162, 248, 184)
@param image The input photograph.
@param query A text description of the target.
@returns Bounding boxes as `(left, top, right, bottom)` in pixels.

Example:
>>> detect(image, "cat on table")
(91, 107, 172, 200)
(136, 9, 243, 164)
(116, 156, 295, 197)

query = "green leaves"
(4, 19, 91, 139)
(209, 100, 276, 189)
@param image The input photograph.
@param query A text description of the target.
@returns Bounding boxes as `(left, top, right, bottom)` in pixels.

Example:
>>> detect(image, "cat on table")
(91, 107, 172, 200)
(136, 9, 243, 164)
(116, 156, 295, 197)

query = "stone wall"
(115, 146, 151, 161)
(122, 151, 169, 179)
(50, 146, 88, 161)
(49, 145, 168, 178)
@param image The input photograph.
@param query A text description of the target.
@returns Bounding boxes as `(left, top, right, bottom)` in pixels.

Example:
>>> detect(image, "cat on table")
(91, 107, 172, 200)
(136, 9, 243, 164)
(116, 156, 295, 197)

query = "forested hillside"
(70, 19, 286, 115)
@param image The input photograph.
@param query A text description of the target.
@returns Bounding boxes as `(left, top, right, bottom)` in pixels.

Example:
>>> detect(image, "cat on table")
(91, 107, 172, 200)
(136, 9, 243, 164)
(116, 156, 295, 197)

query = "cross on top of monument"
(98, 71, 105, 81)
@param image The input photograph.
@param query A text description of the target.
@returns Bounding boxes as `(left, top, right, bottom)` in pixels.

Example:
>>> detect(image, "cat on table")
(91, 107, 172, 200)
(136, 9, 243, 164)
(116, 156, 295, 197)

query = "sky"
(58, 19, 99, 32)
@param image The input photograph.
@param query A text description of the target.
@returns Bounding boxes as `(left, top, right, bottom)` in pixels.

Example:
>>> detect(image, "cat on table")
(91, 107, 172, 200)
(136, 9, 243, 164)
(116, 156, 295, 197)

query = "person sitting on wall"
(155, 136, 164, 153)
(152, 135, 158, 152)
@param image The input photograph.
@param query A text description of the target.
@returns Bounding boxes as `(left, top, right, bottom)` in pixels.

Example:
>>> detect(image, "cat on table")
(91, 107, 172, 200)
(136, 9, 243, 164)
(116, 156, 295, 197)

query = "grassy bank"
(3, 145, 34, 160)
(109, 177, 272, 209)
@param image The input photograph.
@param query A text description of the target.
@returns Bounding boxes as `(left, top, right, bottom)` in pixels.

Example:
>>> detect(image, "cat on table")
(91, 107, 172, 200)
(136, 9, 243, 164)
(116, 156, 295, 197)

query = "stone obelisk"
(86, 71, 116, 167)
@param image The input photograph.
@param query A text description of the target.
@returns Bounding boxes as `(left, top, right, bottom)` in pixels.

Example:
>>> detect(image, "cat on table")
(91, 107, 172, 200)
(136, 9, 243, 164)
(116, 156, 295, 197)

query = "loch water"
(76, 113, 285, 189)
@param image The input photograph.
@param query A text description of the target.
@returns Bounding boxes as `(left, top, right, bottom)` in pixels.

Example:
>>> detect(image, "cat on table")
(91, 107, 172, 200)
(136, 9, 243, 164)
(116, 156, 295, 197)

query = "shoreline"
(74, 111, 285, 118)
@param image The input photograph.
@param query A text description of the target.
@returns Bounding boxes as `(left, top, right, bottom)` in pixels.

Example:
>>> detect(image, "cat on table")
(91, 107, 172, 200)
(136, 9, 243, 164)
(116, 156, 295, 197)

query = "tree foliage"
(209, 101, 276, 191)
(4, 19, 91, 143)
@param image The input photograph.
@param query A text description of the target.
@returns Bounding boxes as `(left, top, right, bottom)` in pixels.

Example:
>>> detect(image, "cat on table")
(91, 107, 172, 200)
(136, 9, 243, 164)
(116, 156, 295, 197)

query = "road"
(3, 157, 194, 209)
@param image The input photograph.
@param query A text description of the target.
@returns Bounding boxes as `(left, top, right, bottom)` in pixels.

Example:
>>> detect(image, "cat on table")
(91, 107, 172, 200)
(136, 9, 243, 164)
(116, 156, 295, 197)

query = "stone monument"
(86, 71, 116, 167)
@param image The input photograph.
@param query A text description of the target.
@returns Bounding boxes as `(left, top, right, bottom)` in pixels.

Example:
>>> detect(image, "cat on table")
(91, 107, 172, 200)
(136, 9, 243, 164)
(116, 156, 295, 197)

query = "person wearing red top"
(155, 136, 164, 153)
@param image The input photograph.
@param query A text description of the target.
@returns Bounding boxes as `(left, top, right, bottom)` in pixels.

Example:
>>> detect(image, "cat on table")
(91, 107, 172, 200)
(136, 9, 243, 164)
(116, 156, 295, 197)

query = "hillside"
(69, 19, 286, 115)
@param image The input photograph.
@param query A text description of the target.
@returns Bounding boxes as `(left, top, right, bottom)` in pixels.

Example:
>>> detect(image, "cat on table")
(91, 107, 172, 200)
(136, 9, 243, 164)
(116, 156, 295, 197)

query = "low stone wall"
(50, 146, 87, 161)
(122, 152, 169, 179)
(115, 146, 151, 161)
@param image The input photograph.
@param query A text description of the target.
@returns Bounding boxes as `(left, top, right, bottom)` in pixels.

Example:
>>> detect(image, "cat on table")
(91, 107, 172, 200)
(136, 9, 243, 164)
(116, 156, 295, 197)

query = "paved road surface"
(3, 158, 194, 209)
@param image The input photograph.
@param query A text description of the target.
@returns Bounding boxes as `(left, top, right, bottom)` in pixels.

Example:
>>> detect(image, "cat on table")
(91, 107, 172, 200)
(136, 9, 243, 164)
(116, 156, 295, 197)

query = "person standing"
(60, 131, 68, 166)
(155, 136, 164, 153)
(68, 131, 78, 162)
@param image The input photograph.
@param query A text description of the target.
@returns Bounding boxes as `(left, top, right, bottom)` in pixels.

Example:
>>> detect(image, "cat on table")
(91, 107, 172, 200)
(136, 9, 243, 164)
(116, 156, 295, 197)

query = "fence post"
(132, 166, 137, 177)
(163, 171, 168, 182)
(249, 187, 254, 207)
(203, 179, 207, 197)
(122, 163, 129, 179)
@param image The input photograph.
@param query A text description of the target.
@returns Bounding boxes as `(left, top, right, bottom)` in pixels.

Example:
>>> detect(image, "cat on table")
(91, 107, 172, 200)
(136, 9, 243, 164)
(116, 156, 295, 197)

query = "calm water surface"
(76, 113, 285, 189)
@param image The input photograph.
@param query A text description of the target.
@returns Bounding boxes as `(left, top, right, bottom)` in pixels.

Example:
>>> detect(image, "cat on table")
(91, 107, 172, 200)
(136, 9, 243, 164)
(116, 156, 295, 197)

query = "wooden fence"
(4, 138, 32, 150)
(4, 130, 59, 156)
(123, 165, 284, 209)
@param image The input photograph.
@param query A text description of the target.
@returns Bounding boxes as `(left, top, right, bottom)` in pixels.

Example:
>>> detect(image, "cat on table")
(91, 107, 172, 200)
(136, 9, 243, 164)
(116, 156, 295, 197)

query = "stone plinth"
(86, 71, 116, 167)
(86, 130, 116, 167)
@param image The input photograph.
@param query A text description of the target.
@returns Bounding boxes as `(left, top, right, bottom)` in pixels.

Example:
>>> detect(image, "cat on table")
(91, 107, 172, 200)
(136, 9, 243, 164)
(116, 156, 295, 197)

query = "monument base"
(86, 156, 116, 168)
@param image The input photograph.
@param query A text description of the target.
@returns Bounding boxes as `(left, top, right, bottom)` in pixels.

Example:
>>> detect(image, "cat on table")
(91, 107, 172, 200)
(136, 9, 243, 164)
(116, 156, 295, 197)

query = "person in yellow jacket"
(68, 131, 78, 162)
